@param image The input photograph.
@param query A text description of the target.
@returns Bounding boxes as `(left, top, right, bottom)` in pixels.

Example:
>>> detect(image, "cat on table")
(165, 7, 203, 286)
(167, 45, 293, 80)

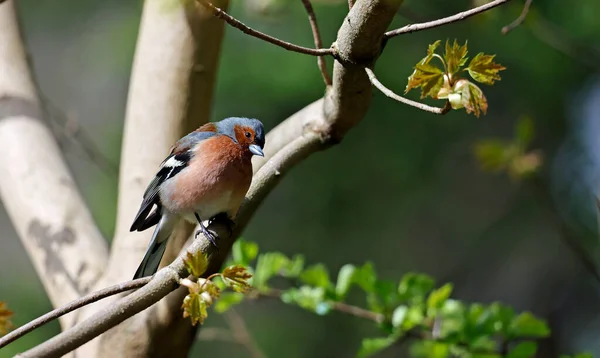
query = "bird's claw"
(195, 227, 219, 251)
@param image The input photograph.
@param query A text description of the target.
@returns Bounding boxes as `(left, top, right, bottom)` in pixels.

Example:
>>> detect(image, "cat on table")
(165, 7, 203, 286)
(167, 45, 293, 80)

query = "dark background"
(2, 0, 600, 356)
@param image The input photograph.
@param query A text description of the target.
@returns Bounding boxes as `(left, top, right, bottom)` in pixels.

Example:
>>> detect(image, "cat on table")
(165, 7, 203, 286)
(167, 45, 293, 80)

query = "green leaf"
(214, 292, 244, 313)
(281, 254, 305, 278)
(515, 117, 534, 147)
(398, 272, 435, 303)
(467, 52, 506, 85)
(405, 63, 445, 99)
(507, 341, 537, 358)
(444, 39, 468, 74)
(335, 264, 356, 299)
(509, 312, 550, 338)
(182, 291, 208, 326)
(280, 286, 328, 313)
(437, 299, 466, 339)
(352, 262, 377, 293)
(222, 265, 253, 293)
(300, 264, 332, 289)
(183, 250, 208, 277)
(252, 252, 292, 289)
(401, 304, 425, 331)
(231, 239, 259, 266)
(357, 336, 396, 358)
(486, 302, 516, 335)
(474, 140, 509, 173)
(371, 280, 401, 314)
(391, 305, 408, 328)
(409, 341, 450, 358)
(427, 283, 453, 312)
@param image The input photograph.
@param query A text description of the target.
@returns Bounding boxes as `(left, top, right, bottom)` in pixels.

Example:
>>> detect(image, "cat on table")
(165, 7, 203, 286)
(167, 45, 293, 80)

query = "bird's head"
(216, 117, 265, 157)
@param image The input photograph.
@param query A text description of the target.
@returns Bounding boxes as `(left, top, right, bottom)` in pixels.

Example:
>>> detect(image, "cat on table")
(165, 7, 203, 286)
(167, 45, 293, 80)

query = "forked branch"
(197, 0, 333, 56)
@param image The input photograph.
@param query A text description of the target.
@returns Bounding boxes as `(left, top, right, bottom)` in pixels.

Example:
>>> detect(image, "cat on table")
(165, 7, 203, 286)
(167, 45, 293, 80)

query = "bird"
(130, 117, 265, 279)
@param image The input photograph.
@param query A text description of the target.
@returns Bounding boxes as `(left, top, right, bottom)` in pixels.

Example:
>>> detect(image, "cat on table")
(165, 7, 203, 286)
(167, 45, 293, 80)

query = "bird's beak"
(249, 144, 264, 157)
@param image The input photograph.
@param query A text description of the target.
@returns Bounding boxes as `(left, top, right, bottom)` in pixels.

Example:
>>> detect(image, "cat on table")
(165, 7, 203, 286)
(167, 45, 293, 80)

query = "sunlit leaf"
(444, 39, 468, 75)
(391, 305, 408, 328)
(507, 342, 538, 358)
(281, 254, 305, 278)
(222, 265, 253, 293)
(427, 283, 453, 312)
(182, 290, 208, 326)
(214, 292, 245, 313)
(300, 264, 332, 289)
(280, 286, 328, 313)
(0, 302, 13, 335)
(406, 63, 445, 99)
(357, 336, 396, 358)
(398, 272, 435, 303)
(183, 250, 208, 277)
(409, 340, 451, 358)
(231, 239, 259, 266)
(509, 312, 550, 338)
(467, 53, 506, 85)
(252, 252, 292, 289)
(335, 264, 356, 299)
(352, 262, 377, 293)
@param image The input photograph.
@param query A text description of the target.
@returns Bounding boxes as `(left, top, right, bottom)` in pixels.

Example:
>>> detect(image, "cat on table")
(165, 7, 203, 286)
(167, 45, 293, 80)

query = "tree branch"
(223, 310, 266, 358)
(0, 278, 151, 349)
(365, 68, 450, 114)
(73, 0, 233, 356)
(0, 0, 108, 328)
(260, 288, 384, 322)
(197, 0, 333, 56)
(502, 0, 533, 35)
(385, 0, 512, 38)
(300, 0, 332, 86)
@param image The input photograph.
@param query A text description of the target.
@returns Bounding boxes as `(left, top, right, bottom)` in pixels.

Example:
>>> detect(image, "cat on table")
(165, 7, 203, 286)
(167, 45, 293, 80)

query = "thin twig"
(196, 0, 333, 57)
(260, 288, 384, 323)
(300, 0, 332, 86)
(365, 68, 450, 115)
(0, 277, 151, 349)
(385, 0, 512, 38)
(225, 309, 266, 358)
(502, 0, 533, 34)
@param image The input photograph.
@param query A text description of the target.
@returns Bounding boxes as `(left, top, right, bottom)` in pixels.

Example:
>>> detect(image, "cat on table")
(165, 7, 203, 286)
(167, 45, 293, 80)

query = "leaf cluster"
(474, 116, 543, 180)
(180, 251, 253, 325)
(406, 40, 506, 117)
(217, 240, 567, 358)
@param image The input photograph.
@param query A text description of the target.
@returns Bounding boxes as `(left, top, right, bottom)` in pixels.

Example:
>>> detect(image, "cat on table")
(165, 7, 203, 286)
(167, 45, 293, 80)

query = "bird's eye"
(245, 132, 252, 138)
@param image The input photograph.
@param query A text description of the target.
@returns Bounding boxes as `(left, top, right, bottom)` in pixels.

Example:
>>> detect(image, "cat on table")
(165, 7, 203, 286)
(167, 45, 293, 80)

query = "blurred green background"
(2, 0, 600, 356)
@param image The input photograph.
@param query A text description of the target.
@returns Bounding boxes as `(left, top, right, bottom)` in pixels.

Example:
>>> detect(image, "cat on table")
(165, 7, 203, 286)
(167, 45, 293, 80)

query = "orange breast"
(162, 135, 253, 218)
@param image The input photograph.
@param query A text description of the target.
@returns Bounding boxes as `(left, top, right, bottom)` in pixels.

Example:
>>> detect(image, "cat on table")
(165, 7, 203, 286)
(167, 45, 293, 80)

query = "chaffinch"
(130, 117, 265, 279)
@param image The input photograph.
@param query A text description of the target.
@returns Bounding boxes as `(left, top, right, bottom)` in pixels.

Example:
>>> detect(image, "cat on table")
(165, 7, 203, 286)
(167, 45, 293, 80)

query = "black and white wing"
(129, 151, 192, 232)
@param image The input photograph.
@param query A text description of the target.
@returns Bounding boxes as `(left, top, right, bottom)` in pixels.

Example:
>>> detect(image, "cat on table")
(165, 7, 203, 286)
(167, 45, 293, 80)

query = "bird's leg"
(194, 212, 219, 249)
(209, 212, 235, 237)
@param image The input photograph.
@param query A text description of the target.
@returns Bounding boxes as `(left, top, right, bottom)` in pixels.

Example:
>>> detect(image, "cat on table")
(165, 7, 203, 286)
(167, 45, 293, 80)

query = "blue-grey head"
(216, 117, 265, 157)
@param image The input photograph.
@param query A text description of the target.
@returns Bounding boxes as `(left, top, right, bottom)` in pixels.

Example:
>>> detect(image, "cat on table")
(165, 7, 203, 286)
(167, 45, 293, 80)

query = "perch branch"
(365, 68, 450, 115)
(300, 0, 332, 86)
(385, 0, 512, 38)
(502, 0, 533, 34)
(0, 278, 151, 349)
(197, 0, 333, 56)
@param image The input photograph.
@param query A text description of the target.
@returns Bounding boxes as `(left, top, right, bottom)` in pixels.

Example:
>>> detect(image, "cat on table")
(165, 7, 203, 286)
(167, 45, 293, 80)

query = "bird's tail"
(133, 214, 176, 279)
